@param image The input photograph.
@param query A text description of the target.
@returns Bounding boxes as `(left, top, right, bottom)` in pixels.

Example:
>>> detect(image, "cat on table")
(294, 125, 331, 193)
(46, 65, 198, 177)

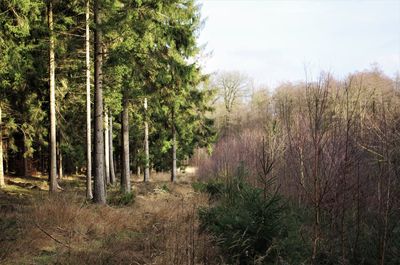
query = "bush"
(108, 192, 135, 206)
(192, 180, 225, 199)
(199, 175, 284, 264)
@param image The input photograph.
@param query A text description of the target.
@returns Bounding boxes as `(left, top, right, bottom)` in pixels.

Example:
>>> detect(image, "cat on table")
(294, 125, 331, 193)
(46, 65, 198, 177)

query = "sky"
(197, 0, 400, 88)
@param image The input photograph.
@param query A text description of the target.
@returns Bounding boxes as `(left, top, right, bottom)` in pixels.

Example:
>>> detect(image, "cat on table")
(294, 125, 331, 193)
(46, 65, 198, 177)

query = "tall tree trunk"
(171, 111, 177, 182)
(85, 0, 93, 199)
(104, 110, 110, 185)
(121, 89, 131, 193)
(0, 107, 4, 188)
(109, 112, 116, 184)
(93, 0, 106, 204)
(48, 0, 57, 192)
(144, 98, 150, 182)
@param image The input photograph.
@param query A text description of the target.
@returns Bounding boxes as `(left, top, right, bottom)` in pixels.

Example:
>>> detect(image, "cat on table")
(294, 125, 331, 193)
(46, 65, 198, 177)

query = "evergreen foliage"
(0, 0, 214, 177)
(199, 170, 285, 265)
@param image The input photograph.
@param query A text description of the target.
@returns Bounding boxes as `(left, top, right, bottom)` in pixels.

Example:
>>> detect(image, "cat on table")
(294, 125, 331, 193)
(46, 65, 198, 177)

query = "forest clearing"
(1, 0, 400, 264)
(0, 169, 222, 264)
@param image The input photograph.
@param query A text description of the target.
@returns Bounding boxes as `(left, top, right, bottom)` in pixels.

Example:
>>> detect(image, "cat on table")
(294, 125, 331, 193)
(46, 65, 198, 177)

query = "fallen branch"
(34, 223, 71, 249)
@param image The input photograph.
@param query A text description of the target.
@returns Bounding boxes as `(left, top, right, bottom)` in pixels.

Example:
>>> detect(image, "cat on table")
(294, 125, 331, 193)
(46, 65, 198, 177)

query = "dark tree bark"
(93, 0, 106, 204)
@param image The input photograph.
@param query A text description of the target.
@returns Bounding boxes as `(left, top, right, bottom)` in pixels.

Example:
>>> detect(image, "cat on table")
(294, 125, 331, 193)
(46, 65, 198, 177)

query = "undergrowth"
(0, 187, 220, 265)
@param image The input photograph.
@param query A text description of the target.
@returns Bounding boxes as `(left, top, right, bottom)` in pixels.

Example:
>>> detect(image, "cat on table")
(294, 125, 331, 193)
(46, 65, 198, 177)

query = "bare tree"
(213, 71, 252, 133)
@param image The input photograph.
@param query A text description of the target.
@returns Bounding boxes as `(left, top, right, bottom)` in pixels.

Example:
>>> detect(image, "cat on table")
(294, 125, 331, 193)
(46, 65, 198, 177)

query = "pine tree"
(48, 0, 58, 192)
(85, 0, 93, 199)
(93, 0, 106, 204)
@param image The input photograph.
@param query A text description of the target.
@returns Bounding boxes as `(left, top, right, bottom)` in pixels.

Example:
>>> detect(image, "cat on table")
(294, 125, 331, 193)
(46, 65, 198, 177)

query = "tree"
(93, 0, 106, 204)
(48, 0, 58, 192)
(0, 106, 4, 188)
(109, 111, 116, 184)
(120, 88, 131, 193)
(213, 71, 251, 133)
(85, 0, 93, 199)
(144, 98, 150, 182)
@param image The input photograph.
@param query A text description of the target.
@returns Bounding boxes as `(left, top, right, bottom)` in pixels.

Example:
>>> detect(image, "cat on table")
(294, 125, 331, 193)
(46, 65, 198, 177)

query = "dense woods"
(0, 0, 213, 191)
(195, 69, 400, 264)
(1, 1, 400, 265)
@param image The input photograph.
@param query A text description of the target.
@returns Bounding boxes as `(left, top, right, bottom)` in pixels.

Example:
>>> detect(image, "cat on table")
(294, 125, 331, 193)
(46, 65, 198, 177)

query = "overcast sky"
(197, 0, 400, 88)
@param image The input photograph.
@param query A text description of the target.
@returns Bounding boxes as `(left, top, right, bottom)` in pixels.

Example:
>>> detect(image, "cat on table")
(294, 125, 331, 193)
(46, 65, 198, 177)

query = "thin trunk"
(57, 135, 63, 179)
(23, 137, 28, 177)
(144, 98, 150, 182)
(104, 110, 110, 185)
(121, 89, 131, 193)
(380, 124, 391, 265)
(0, 107, 4, 187)
(312, 140, 320, 264)
(48, 0, 57, 192)
(381, 173, 391, 265)
(353, 161, 361, 261)
(109, 112, 116, 184)
(171, 116, 177, 182)
(93, 0, 106, 204)
(85, 0, 93, 199)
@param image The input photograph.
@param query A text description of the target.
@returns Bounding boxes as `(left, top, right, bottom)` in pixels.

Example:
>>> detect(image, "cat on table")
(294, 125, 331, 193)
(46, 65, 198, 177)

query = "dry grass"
(0, 172, 222, 265)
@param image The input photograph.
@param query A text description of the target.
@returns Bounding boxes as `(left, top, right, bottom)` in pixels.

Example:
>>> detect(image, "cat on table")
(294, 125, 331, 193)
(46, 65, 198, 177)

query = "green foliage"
(199, 174, 284, 264)
(108, 191, 136, 206)
(102, 0, 215, 173)
(160, 183, 170, 193)
(192, 180, 224, 199)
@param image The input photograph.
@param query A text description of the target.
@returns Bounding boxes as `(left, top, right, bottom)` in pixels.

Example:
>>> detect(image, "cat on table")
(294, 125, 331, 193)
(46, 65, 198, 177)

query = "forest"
(1, 0, 400, 265)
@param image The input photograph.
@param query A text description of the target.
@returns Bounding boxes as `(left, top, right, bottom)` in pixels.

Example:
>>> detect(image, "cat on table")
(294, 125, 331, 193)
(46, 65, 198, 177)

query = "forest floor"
(0, 169, 221, 265)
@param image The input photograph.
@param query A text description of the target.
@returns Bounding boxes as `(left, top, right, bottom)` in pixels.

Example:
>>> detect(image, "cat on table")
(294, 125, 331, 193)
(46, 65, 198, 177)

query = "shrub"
(199, 175, 284, 264)
(160, 184, 170, 193)
(108, 192, 135, 206)
(192, 180, 225, 200)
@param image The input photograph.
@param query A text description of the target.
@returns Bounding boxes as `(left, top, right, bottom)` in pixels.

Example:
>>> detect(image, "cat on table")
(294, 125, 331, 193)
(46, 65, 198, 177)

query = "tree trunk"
(144, 98, 150, 182)
(57, 135, 63, 179)
(23, 137, 28, 177)
(48, 0, 57, 192)
(0, 107, 4, 188)
(109, 112, 116, 184)
(85, 0, 93, 199)
(171, 114, 177, 182)
(93, 0, 106, 204)
(121, 89, 131, 193)
(104, 110, 110, 185)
